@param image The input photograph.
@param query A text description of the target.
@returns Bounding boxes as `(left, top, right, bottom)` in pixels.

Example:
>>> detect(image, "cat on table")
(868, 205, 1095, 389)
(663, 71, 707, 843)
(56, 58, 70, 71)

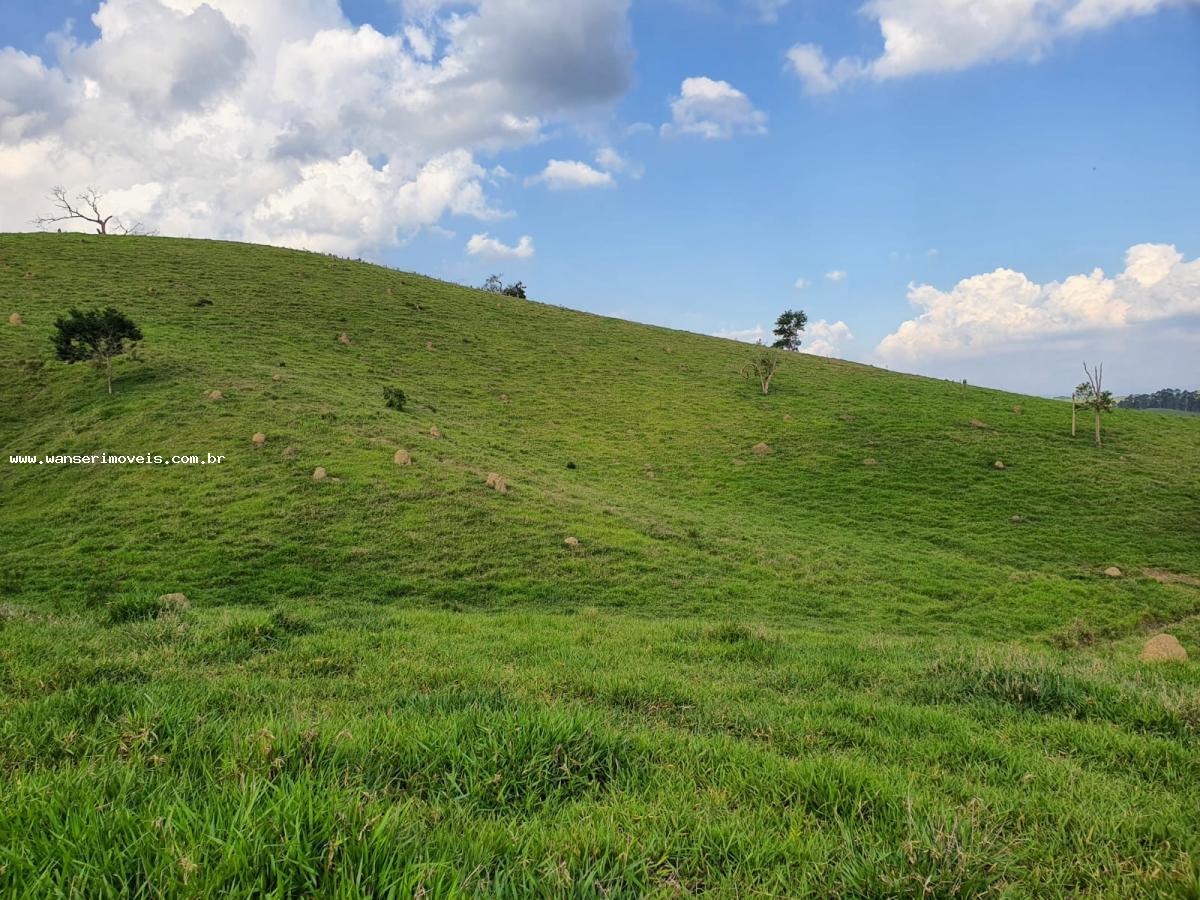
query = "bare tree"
(34, 186, 153, 236)
(1081, 362, 1114, 449)
(742, 349, 782, 395)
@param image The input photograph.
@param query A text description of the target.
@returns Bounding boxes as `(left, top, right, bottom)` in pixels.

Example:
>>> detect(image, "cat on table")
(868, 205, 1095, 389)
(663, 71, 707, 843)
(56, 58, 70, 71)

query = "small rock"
(393, 449, 412, 466)
(282, 447, 298, 460)
(312, 467, 328, 482)
(7, 313, 22, 326)
(1009, 515, 1025, 524)
(994, 460, 1006, 470)
(564, 537, 580, 548)
(429, 426, 443, 439)
(251, 432, 267, 447)
(751, 442, 771, 455)
(271, 373, 285, 382)
(338, 332, 352, 345)
(1104, 566, 1122, 578)
(863, 458, 878, 466)
(157, 592, 190, 612)
(485, 473, 508, 493)
(1140, 634, 1187, 663)
(205, 390, 223, 401)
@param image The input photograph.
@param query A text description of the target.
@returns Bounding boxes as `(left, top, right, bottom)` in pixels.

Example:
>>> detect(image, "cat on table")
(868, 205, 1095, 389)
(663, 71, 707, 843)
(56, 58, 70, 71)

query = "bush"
(383, 386, 407, 411)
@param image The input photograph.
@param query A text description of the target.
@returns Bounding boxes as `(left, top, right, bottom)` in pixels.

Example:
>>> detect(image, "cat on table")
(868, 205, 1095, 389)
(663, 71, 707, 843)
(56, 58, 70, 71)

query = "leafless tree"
(34, 186, 154, 236)
(1081, 362, 1114, 449)
(742, 349, 782, 395)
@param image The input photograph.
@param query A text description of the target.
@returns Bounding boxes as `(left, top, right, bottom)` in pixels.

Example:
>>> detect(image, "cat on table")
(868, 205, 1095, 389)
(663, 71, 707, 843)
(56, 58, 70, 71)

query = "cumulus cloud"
(525, 159, 615, 189)
(0, 0, 634, 253)
(594, 146, 643, 178)
(713, 318, 855, 357)
(794, 277, 810, 290)
(714, 324, 769, 343)
(663, 76, 767, 140)
(803, 319, 855, 357)
(466, 232, 535, 259)
(876, 243, 1200, 363)
(787, 0, 1190, 93)
(825, 269, 847, 282)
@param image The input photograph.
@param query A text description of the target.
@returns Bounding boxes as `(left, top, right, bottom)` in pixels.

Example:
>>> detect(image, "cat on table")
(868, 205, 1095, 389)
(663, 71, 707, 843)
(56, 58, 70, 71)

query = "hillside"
(2, 233, 1198, 896)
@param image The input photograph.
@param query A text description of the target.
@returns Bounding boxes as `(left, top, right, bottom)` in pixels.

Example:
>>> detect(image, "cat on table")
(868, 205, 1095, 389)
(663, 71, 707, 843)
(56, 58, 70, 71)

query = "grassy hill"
(1, 232, 1198, 896)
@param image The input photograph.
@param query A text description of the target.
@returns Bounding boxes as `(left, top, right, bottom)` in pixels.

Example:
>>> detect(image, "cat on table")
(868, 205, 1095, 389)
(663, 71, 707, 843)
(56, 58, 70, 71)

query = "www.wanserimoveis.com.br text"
(7, 453, 227, 466)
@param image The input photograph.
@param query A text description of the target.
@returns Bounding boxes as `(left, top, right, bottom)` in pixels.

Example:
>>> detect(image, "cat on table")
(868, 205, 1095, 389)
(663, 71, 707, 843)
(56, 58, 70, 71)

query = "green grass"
(1, 232, 1198, 897)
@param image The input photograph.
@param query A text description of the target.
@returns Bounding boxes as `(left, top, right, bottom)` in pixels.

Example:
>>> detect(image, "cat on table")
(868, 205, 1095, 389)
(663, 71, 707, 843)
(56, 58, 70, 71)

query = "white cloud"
(794, 277, 810, 290)
(876, 243, 1200, 363)
(0, 0, 634, 253)
(525, 159, 615, 189)
(786, 0, 1189, 92)
(595, 146, 643, 178)
(466, 232, 535, 259)
(714, 318, 855, 357)
(803, 319, 855, 357)
(713, 324, 769, 344)
(825, 269, 847, 282)
(662, 76, 767, 140)
(745, 0, 791, 22)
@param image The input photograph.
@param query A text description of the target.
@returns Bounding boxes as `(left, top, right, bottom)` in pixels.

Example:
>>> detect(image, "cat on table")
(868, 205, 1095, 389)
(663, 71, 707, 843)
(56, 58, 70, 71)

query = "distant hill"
(2, 233, 1199, 895)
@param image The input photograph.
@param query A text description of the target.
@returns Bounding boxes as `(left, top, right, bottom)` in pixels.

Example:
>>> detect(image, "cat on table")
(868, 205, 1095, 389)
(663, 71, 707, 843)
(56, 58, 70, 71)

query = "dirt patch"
(1104, 566, 1123, 578)
(969, 419, 989, 429)
(485, 473, 508, 493)
(751, 442, 771, 455)
(863, 458, 878, 466)
(312, 467, 328, 482)
(1140, 634, 1188, 663)
(993, 460, 1006, 470)
(564, 537, 580, 548)
(7, 313, 22, 326)
(205, 390, 223, 401)
(1142, 568, 1200, 587)
(251, 432, 267, 447)
(429, 426, 443, 439)
(1011, 405, 1022, 414)
(282, 447, 298, 460)
(393, 449, 412, 466)
(338, 332, 352, 346)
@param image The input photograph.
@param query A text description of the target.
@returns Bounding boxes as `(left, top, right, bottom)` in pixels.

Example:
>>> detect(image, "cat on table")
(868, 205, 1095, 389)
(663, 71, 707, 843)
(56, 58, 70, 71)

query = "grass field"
(2, 232, 1198, 897)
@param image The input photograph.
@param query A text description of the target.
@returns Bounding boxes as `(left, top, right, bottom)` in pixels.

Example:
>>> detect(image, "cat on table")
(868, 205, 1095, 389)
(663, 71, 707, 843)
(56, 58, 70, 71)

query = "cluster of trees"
(1117, 388, 1200, 413)
(481, 275, 527, 299)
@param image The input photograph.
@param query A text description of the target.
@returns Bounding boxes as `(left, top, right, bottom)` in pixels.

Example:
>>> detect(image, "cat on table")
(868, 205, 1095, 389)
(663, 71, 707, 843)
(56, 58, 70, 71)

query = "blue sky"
(2, 0, 1198, 394)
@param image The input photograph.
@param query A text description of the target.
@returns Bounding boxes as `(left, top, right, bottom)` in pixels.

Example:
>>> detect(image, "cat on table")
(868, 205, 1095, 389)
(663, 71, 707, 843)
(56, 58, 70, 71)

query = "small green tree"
(742, 349, 782, 395)
(52, 307, 143, 395)
(772, 309, 808, 351)
(1080, 362, 1114, 448)
(502, 281, 527, 299)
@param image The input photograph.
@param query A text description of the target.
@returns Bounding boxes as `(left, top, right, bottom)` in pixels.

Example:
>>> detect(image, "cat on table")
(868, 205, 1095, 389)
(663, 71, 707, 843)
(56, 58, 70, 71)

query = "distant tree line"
(1116, 388, 1200, 413)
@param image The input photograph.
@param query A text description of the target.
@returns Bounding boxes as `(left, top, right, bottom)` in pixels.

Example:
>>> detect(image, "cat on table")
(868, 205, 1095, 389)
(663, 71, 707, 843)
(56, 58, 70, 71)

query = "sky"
(1, 0, 1198, 395)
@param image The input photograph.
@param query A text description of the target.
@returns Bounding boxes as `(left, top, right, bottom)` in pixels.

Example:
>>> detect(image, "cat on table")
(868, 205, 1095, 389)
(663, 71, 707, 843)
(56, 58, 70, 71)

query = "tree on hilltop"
(772, 309, 807, 351)
(34, 186, 154, 236)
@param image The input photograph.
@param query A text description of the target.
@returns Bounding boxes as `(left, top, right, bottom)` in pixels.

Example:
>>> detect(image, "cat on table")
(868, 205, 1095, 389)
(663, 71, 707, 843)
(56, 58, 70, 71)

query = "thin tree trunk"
(1071, 398, 1076, 436)
(1094, 411, 1101, 449)
(106, 357, 113, 395)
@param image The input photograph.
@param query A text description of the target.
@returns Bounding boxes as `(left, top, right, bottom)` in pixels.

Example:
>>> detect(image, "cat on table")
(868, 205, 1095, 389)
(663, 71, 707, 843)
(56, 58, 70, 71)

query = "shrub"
(383, 386, 407, 411)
